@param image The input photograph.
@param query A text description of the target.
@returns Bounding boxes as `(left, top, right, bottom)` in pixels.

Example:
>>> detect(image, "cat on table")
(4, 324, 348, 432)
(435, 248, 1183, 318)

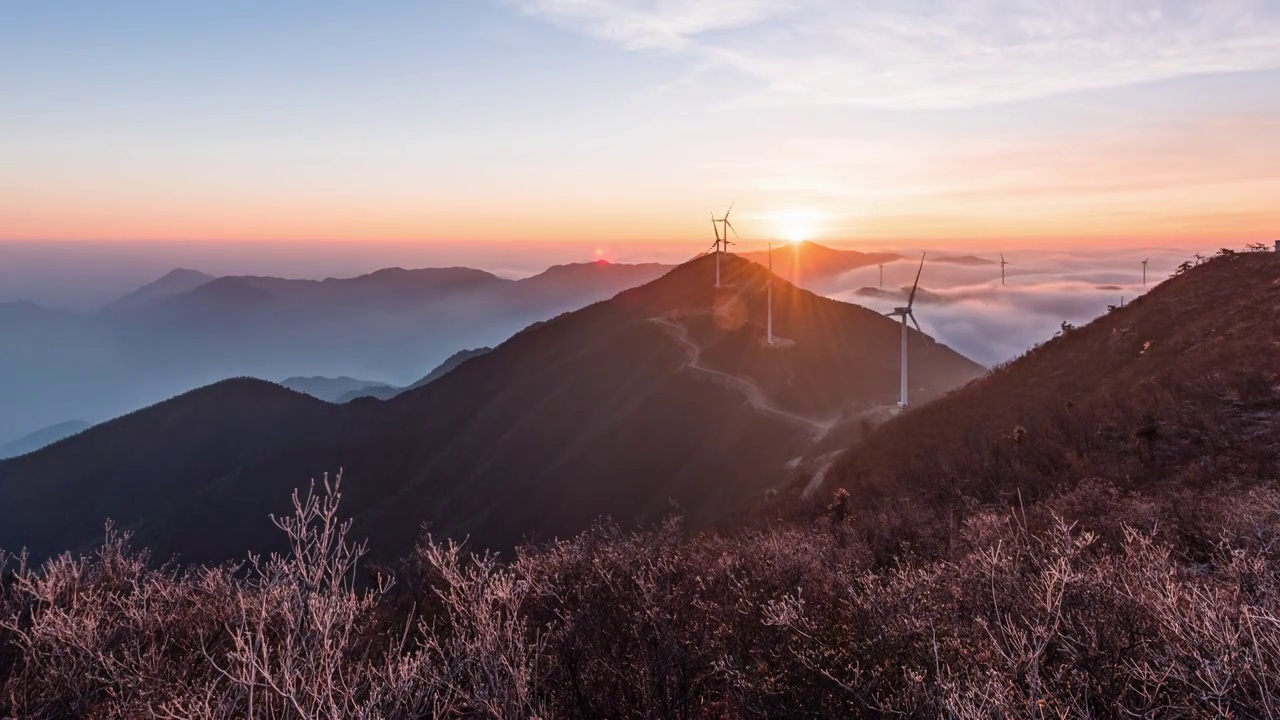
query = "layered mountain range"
(0, 253, 984, 563)
(0, 260, 672, 444)
(0, 242, 903, 445)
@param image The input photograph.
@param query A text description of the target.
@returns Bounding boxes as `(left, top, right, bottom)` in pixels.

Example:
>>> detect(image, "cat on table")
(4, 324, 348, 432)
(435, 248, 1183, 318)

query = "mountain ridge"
(0, 254, 983, 564)
(0, 257, 680, 443)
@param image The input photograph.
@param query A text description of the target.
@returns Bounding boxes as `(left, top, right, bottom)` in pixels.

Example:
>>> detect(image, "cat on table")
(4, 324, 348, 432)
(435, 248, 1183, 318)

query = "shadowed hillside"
(0, 380, 369, 559)
(807, 249, 1280, 559)
(0, 255, 981, 564)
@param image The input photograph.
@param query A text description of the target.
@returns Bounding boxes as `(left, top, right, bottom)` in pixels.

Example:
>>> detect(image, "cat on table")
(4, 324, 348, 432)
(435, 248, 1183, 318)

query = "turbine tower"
(1000, 253, 1009, 286)
(887, 253, 926, 409)
(879, 263, 884, 288)
(709, 203, 737, 288)
(1142, 258, 1149, 286)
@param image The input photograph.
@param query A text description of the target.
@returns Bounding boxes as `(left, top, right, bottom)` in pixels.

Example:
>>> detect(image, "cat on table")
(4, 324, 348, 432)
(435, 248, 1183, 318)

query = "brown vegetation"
(4, 471, 1280, 718)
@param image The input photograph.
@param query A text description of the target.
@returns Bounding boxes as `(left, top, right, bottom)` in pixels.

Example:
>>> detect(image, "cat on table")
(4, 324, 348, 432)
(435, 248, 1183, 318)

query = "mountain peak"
(105, 268, 215, 312)
(0, 247, 984, 564)
(159, 268, 211, 281)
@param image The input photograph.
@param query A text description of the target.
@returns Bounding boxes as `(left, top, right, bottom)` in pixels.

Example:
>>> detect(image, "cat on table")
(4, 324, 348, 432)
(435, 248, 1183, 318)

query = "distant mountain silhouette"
(854, 286, 952, 304)
(102, 268, 214, 313)
(334, 347, 494, 402)
(0, 301, 106, 442)
(0, 420, 92, 460)
(514, 260, 673, 300)
(932, 255, 996, 266)
(282, 376, 395, 403)
(737, 242, 900, 284)
(0, 255, 983, 564)
(0, 260, 673, 445)
(0, 299, 76, 326)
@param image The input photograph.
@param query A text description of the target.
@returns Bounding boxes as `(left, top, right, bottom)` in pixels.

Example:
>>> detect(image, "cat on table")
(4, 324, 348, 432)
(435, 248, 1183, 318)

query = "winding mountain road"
(648, 316, 837, 441)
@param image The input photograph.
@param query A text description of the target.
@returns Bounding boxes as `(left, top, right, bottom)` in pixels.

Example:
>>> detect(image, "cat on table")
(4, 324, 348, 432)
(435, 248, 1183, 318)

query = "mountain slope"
(333, 347, 494, 402)
(815, 250, 1280, 530)
(0, 420, 92, 460)
(102, 268, 214, 312)
(405, 346, 492, 390)
(0, 255, 983, 564)
(0, 380, 365, 560)
(282, 376, 395, 403)
(513, 260, 672, 301)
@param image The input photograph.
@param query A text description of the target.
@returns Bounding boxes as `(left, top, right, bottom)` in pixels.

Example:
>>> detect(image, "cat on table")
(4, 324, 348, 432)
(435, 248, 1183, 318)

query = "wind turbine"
(1000, 253, 1009, 286)
(878, 263, 885, 288)
(887, 253, 926, 409)
(709, 204, 737, 287)
(1141, 258, 1148, 286)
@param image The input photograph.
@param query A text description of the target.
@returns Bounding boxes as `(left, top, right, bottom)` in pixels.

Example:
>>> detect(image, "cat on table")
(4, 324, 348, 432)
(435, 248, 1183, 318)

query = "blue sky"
(3, 0, 1279, 246)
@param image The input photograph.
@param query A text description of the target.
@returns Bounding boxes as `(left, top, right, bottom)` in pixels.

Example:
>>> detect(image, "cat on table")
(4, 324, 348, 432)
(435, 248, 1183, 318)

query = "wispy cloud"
(510, 0, 1280, 108)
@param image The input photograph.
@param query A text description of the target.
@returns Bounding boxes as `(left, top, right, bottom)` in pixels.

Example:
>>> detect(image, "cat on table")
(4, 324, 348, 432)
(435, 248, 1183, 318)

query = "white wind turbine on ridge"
(887, 253, 927, 409)
(709, 204, 737, 288)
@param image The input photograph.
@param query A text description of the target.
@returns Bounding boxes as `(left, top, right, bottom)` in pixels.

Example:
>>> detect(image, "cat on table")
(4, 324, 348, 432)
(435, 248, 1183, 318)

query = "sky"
(3, 1, 1280, 247)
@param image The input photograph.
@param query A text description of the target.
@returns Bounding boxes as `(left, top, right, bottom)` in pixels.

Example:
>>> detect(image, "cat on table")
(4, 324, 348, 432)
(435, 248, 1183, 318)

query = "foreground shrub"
(4, 478, 1280, 718)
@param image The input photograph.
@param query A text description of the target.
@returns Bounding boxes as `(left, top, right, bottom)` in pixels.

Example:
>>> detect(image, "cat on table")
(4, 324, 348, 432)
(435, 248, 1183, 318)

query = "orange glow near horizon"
(6, 123, 1278, 251)
(4, 114, 1279, 250)
(1, 187, 1276, 250)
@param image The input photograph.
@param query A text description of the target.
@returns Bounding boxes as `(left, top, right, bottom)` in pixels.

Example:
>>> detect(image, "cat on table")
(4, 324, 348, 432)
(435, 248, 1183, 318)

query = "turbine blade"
(725, 220, 740, 239)
(906, 252, 926, 309)
(909, 312, 923, 334)
(725, 202, 734, 220)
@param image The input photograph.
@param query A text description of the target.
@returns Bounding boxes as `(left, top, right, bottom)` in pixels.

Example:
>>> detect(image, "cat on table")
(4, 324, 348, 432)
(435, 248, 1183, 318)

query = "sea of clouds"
(819, 248, 1204, 367)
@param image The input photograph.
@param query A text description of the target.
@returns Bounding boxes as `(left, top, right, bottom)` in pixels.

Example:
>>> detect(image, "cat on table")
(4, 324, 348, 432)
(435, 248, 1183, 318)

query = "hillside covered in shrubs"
(3, 250, 1279, 718)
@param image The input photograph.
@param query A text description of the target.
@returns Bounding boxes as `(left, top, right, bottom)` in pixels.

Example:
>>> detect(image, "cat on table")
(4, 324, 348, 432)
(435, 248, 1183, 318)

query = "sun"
(773, 209, 817, 245)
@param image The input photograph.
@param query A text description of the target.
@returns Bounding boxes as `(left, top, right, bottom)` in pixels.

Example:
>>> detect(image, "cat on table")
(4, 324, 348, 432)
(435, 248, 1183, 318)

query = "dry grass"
(3, 472, 1280, 718)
